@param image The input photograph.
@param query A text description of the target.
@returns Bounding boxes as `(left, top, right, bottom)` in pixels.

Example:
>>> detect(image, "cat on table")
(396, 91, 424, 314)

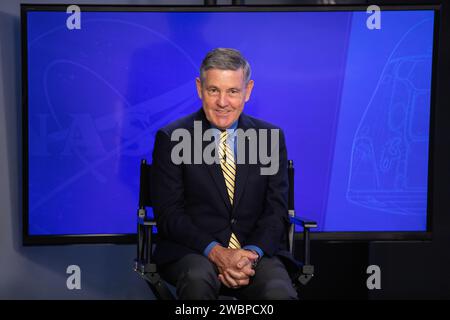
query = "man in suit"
(151, 48, 297, 299)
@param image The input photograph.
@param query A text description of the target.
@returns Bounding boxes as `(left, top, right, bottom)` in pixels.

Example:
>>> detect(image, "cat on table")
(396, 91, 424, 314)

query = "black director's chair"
(133, 159, 317, 300)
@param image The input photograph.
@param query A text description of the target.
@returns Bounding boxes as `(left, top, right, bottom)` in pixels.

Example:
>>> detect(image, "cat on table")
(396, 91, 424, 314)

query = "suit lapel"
(231, 113, 252, 215)
(192, 109, 233, 212)
(205, 150, 233, 212)
(232, 162, 249, 215)
(191, 109, 253, 214)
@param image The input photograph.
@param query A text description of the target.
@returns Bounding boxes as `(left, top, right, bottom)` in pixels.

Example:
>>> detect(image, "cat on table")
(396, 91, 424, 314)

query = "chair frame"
(134, 159, 317, 300)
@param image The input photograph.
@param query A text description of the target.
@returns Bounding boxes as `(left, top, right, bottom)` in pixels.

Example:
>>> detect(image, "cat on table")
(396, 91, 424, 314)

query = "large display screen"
(22, 5, 437, 243)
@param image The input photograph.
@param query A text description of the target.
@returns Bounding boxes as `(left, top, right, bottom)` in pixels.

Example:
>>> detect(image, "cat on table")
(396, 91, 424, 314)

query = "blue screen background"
(26, 9, 434, 235)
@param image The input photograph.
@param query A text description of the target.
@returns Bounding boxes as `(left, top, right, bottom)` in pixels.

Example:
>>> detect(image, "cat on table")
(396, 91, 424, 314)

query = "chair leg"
(141, 272, 175, 300)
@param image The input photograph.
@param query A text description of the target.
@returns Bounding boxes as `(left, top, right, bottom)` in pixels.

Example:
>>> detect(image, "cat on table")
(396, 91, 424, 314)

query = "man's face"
(196, 68, 254, 130)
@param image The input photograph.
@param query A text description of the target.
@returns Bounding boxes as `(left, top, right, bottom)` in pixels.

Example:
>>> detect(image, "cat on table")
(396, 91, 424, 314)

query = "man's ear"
(244, 79, 254, 102)
(195, 77, 203, 99)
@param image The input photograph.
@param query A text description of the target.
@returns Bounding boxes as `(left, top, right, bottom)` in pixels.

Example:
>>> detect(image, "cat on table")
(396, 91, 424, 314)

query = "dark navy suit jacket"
(151, 108, 293, 269)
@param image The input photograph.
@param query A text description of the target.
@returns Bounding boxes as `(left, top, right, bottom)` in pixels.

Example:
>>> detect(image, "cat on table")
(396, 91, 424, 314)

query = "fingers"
(218, 248, 244, 271)
(229, 249, 257, 263)
(225, 268, 254, 282)
(214, 248, 259, 289)
(238, 249, 259, 261)
(233, 277, 249, 287)
(218, 272, 239, 288)
(240, 265, 256, 277)
(219, 271, 250, 289)
(223, 270, 240, 287)
(233, 259, 255, 277)
(236, 257, 257, 278)
(236, 256, 251, 269)
(218, 274, 232, 288)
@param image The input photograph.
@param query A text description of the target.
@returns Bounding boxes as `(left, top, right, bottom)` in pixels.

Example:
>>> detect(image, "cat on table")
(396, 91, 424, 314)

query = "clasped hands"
(208, 245, 259, 289)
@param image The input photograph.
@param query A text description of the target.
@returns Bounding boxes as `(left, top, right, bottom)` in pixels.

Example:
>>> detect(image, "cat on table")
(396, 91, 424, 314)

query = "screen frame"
(21, 3, 440, 245)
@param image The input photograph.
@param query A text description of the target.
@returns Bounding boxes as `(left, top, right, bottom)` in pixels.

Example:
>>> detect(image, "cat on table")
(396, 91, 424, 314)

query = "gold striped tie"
(218, 131, 241, 249)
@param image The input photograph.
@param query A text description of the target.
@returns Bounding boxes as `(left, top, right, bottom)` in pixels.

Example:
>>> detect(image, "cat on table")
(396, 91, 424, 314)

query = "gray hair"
(199, 48, 252, 85)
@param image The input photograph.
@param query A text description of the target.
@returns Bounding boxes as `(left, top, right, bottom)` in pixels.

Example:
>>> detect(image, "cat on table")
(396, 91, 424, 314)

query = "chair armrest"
(138, 217, 157, 227)
(136, 214, 156, 271)
(288, 214, 317, 285)
(289, 216, 317, 229)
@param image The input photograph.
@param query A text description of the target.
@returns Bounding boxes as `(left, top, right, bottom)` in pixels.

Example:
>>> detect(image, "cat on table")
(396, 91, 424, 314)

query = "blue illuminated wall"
(26, 9, 434, 235)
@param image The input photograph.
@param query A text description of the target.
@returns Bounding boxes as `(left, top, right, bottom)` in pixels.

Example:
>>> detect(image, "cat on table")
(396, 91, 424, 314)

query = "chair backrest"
(139, 159, 153, 208)
(287, 160, 295, 211)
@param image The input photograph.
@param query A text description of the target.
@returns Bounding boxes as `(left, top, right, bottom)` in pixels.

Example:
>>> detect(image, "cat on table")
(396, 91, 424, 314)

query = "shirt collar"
(211, 119, 238, 133)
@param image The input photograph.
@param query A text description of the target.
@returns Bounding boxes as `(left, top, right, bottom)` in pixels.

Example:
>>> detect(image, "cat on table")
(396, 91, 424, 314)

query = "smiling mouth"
(215, 109, 232, 115)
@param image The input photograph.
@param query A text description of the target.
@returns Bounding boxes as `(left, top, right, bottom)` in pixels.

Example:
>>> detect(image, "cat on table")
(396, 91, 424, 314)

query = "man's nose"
(217, 92, 229, 107)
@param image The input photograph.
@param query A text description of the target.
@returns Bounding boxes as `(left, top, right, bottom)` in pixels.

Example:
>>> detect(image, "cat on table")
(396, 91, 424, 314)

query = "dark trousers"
(160, 253, 298, 300)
